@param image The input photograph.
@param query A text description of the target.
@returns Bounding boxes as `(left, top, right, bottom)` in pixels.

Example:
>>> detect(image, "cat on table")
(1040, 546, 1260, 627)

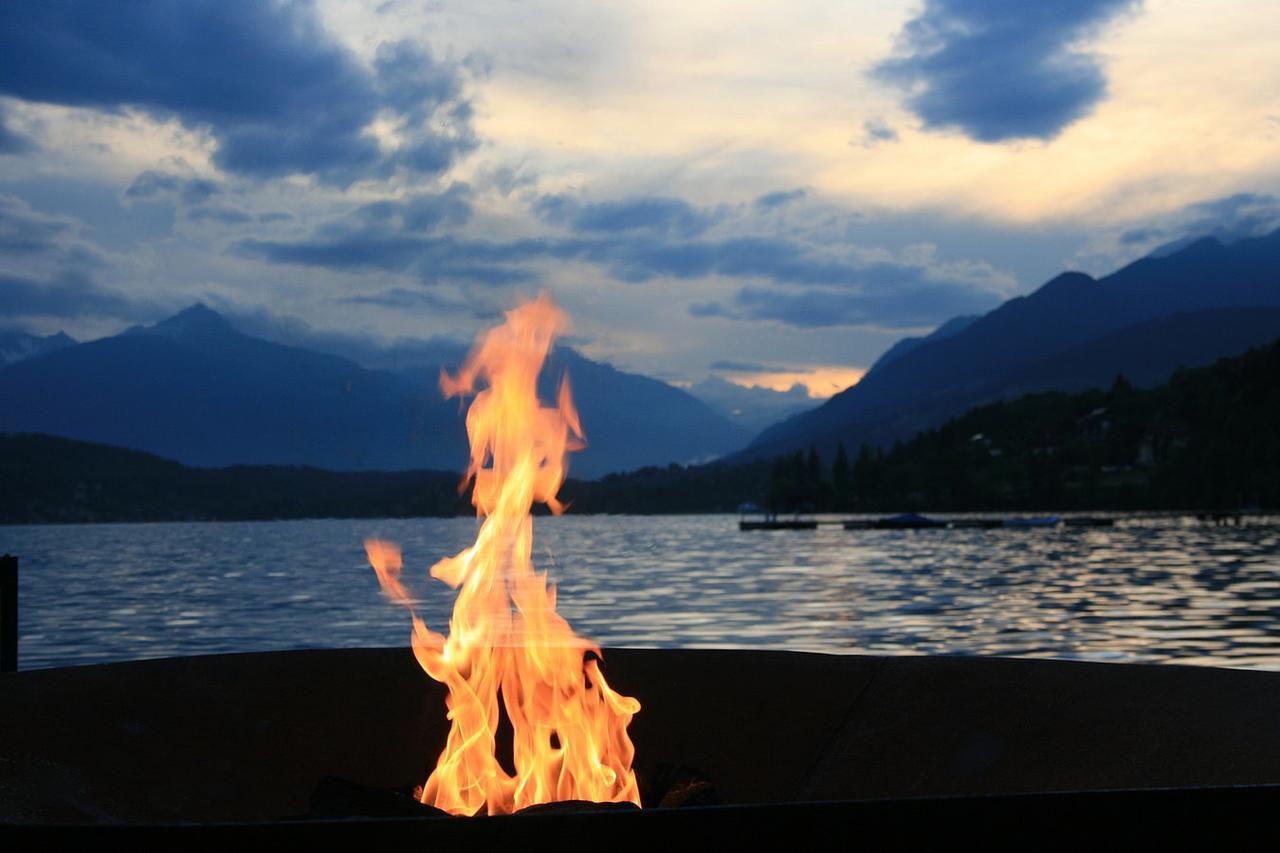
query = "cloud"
(340, 287, 479, 314)
(124, 171, 221, 206)
(535, 194, 717, 237)
(355, 183, 473, 232)
(203, 297, 472, 368)
(237, 232, 540, 286)
(0, 194, 78, 254)
(860, 117, 899, 147)
(123, 170, 259, 227)
(721, 280, 1001, 328)
(238, 189, 1014, 330)
(1181, 193, 1280, 241)
(709, 359, 801, 373)
(0, 195, 151, 327)
(0, 1, 478, 184)
(754, 189, 808, 210)
(1119, 226, 1162, 245)
(688, 302, 729, 319)
(474, 162, 538, 197)
(185, 206, 254, 226)
(0, 105, 34, 154)
(0, 270, 135, 319)
(873, 0, 1139, 142)
(1116, 192, 1280, 254)
(242, 191, 1013, 329)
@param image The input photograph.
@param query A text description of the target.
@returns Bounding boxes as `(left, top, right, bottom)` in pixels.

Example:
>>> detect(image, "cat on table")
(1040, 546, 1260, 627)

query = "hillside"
(0, 434, 467, 523)
(7, 336, 1274, 522)
(742, 230, 1280, 461)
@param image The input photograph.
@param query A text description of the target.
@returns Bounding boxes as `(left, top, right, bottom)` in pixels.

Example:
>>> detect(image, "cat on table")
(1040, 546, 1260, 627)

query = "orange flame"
(366, 293, 641, 816)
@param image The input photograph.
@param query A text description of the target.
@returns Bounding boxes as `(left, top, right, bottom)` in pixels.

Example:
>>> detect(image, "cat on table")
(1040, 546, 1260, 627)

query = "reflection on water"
(5, 514, 1280, 671)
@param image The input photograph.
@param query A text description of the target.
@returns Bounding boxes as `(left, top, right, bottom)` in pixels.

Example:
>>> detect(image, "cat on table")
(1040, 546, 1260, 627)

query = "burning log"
(305, 763, 716, 820)
(641, 764, 720, 808)
(308, 777, 449, 820)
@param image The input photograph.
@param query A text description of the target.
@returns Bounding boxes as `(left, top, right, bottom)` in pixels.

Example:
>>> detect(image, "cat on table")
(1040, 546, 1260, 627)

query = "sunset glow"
(722, 366, 868, 399)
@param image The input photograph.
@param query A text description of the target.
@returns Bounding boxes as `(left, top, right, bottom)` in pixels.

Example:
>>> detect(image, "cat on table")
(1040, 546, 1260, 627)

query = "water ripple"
(4, 514, 1280, 670)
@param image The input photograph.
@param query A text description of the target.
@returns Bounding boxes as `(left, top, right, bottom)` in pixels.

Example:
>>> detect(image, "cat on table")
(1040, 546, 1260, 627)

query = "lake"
(5, 513, 1280, 671)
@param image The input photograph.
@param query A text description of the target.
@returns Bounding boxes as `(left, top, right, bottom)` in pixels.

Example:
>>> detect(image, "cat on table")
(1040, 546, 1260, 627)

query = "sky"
(1, 0, 1278, 395)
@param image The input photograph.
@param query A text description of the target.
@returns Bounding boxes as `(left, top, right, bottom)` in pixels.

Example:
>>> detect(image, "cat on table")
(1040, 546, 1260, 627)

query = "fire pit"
(3, 647, 1280, 845)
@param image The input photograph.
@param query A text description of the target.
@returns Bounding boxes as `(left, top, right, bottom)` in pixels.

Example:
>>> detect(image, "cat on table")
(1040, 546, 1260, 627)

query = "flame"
(365, 293, 641, 816)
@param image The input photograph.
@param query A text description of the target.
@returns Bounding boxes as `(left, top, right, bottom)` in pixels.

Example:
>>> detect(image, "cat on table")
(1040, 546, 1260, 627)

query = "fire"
(365, 293, 641, 816)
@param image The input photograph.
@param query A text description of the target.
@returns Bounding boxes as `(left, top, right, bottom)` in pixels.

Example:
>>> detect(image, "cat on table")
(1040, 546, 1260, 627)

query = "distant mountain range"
(0, 304, 751, 479)
(0, 328, 76, 366)
(684, 376, 816, 435)
(739, 229, 1280, 461)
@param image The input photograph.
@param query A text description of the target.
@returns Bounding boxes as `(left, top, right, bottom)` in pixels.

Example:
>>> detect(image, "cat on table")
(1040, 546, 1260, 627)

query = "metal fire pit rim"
(9, 780, 1280, 828)
(4, 784, 1279, 847)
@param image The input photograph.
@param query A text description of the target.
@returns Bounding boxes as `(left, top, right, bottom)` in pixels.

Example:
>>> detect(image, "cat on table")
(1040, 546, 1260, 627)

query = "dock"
(739, 511, 1267, 531)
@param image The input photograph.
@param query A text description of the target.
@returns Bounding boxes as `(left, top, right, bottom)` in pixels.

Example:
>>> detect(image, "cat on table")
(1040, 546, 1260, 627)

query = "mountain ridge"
(740, 229, 1280, 461)
(0, 304, 750, 478)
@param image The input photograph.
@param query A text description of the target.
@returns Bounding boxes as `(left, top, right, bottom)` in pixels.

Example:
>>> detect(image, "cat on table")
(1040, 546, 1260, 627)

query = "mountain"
(741, 229, 1280, 461)
(388, 345, 752, 476)
(0, 328, 75, 366)
(685, 376, 816, 435)
(0, 304, 447, 471)
(865, 314, 978, 376)
(542, 348, 752, 472)
(989, 306, 1280, 399)
(0, 304, 748, 478)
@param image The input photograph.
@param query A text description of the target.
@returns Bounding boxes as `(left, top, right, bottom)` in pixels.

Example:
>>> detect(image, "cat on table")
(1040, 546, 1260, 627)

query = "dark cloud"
(860, 117, 899, 147)
(240, 191, 1010, 329)
(1119, 192, 1280, 254)
(1119, 227, 1163, 245)
(754, 189, 808, 210)
(874, 0, 1139, 142)
(236, 232, 539, 286)
(708, 359, 802, 373)
(0, 1, 478, 184)
(475, 162, 538, 197)
(340, 287, 477, 314)
(355, 183, 473, 232)
(688, 302, 728, 318)
(0, 194, 77, 254)
(574, 235, 973, 294)
(1182, 192, 1280, 241)
(124, 171, 221, 205)
(185, 206, 254, 225)
(243, 204, 1009, 327)
(723, 281, 1000, 328)
(258, 211, 295, 224)
(0, 106, 34, 154)
(535, 194, 717, 237)
(0, 196, 131, 325)
(0, 270, 135, 319)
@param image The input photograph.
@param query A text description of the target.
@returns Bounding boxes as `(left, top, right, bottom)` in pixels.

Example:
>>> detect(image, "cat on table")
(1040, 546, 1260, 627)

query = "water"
(5, 514, 1280, 671)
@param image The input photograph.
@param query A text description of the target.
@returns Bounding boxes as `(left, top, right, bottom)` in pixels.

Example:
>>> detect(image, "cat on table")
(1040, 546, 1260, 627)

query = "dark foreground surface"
(3, 648, 1280, 844)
